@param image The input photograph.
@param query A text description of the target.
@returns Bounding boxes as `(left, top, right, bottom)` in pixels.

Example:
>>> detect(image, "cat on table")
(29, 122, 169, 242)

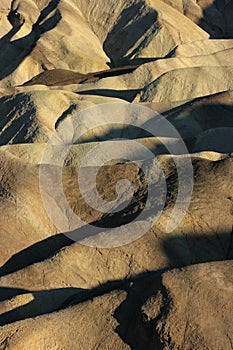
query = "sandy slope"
(0, 0, 232, 349)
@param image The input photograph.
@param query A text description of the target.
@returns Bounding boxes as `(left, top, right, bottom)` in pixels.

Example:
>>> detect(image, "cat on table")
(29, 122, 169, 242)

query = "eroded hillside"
(0, 1, 233, 349)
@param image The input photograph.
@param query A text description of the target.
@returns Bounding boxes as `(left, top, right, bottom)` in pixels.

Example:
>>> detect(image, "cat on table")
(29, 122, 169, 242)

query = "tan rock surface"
(0, 153, 232, 294)
(146, 261, 233, 350)
(0, 1, 232, 349)
(0, 290, 130, 350)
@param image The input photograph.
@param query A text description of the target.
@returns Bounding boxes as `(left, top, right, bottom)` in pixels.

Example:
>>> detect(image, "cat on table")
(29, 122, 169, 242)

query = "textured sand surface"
(0, 1, 233, 349)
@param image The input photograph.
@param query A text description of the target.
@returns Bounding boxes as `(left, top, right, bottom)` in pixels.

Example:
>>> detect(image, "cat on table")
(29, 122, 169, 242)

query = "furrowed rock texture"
(0, 0, 209, 88)
(163, 0, 233, 38)
(0, 291, 130, 350)
(0, 0, 233, 349)
(145, 261, 233, 350)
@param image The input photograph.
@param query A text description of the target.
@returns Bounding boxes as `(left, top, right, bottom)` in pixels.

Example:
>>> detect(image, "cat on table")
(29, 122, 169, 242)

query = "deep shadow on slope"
(0, 93, 38, 145)
(0, 230, 233, 348)
(0, 234, 73, 277)
(0, 0, 61, 81)
(103, 1, 159, 67)
(162, 100, 233, 153)
(0, 101, 232, 274)
(198, 0, 233, 38)
(77, 88, 141, 102)
(0, 287, 85, 325)
(69, 99, 233, 152)
(0, 273, 164, 349)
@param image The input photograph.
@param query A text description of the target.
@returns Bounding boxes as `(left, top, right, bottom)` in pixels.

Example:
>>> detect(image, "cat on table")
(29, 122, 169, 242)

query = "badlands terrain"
(0, 0, 233, 349)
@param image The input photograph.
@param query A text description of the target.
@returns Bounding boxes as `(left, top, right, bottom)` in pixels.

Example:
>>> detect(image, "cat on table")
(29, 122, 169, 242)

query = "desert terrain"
(0, 0, 233, 349)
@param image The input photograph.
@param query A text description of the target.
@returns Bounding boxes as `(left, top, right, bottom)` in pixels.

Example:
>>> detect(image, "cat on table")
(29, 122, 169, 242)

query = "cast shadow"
(0, 287, 84, 325)
(0, 0, 61, 81)
(77, 88, 142, 102)
(103, 1, 159, 67)
(0, 228, 232, 347)
(198, 0, 233, 38)
(114, 228, 233, 350)
(0, 234, 73, 277)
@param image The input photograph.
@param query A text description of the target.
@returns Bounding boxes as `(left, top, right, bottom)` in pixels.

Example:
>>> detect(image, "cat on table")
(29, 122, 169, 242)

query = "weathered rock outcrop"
(0, 1, 232, 349)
